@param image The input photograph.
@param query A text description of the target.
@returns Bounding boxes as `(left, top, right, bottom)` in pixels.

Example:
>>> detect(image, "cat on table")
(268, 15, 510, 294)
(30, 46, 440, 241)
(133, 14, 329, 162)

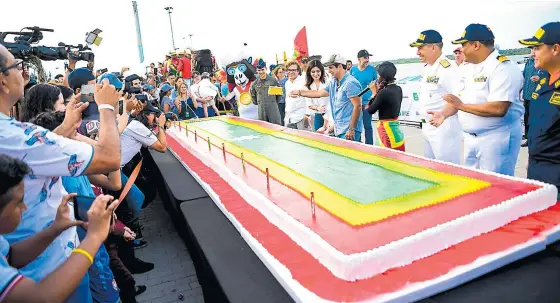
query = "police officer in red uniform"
(519, 22, 560, 198)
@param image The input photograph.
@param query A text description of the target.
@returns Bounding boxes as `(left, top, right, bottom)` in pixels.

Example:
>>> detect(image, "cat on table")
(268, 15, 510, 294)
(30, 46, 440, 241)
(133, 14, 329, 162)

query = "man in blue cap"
(410, 30, 462, 164)
(429, 24, 524, 176)
(519, 22, 560, 198)
(250, 59, 282, 125)
(350, 49, 377, 145)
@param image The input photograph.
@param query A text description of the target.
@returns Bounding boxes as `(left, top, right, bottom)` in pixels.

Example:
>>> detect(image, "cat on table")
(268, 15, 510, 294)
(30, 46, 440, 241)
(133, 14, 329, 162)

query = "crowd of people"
(0, 20, 558, 303)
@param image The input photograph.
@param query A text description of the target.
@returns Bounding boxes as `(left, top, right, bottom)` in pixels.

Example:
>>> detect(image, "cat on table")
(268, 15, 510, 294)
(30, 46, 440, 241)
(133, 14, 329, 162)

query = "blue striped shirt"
(522, 57, 544, 101)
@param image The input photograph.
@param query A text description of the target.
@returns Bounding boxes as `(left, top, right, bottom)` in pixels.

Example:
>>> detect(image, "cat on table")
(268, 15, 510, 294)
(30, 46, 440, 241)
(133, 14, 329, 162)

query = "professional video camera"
(0, 27, 95, 62)
(123, 74, 142, 94)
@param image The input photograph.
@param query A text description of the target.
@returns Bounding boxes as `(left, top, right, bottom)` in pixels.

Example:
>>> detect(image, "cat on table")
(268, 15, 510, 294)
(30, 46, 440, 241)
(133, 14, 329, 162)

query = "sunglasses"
(0, 60, 24, 74)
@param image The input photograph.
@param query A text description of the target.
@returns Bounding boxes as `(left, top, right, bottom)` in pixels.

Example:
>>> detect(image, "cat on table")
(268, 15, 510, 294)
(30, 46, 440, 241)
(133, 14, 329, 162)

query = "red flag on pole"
(294, 26, 309, 62)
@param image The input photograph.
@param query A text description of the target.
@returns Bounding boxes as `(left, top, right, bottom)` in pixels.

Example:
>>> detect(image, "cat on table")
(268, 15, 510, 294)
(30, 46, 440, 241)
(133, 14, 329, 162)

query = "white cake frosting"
(168, 126, 558, 283)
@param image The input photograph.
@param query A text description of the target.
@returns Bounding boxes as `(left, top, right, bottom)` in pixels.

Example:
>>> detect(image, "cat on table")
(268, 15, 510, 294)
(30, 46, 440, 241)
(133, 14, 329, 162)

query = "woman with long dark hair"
(366, 62, 405, 151)
(304, 60, 329, 131)
(19, 84, 65, 122)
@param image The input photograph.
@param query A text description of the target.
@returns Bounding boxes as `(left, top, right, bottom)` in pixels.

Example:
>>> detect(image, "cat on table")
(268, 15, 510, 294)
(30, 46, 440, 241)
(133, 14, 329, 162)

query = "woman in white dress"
(303, 60, 330, 131)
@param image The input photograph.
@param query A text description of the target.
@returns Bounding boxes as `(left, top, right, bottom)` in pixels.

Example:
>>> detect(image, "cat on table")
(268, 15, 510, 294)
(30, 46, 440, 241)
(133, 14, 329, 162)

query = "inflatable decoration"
(166, 116, 560, 302)
(225, 58, 258, 120)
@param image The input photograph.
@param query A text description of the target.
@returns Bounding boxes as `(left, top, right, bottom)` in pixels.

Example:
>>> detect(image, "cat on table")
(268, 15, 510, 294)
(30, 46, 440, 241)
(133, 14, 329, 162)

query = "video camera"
(123, 74, 142, 94)
(0, 27, 95, 62)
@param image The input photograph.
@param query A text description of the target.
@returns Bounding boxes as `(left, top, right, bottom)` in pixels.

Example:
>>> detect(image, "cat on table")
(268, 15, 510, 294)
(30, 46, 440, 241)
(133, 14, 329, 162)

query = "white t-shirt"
(284, 76, 306, 124)
(304, 81, 329, 115)
(0, 113, 92, 281)
(196, 79, 219, 99)
(120, 120, 158, 166)
(457, 50, 524, 133)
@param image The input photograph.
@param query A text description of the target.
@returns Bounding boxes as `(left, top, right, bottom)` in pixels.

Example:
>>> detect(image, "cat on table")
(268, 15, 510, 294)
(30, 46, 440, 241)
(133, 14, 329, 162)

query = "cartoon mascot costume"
(224, 58, 259, 120)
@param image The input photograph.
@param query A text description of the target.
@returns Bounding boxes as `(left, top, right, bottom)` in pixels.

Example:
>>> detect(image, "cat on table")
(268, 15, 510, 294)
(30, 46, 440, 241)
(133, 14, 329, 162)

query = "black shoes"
(135, 285, 147, 296)
(130, 259, 155, 274)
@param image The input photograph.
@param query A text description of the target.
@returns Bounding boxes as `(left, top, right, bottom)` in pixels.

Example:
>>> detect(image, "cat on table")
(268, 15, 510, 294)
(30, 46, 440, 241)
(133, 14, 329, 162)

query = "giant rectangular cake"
(166, 116, 559, 302)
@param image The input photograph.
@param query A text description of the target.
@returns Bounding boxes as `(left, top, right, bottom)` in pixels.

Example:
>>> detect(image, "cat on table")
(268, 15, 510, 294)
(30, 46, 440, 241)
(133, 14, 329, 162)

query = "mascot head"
(226, 59, 256, 89)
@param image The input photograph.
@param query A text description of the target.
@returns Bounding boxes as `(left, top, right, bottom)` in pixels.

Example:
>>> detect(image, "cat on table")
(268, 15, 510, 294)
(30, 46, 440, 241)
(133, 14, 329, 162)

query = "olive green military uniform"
(250, 76, 282, 125)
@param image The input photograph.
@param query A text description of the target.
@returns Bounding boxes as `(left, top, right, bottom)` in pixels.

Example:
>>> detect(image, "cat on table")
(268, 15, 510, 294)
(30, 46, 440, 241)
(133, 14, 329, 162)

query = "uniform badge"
(439, 59, 450, 68)
(540, 78, 547, 85)
(426, 76, 439, 84)
(474, 76, 488, 83)
(536, 84, 541, 92)
(532, 92, 539, 100)
(497, 56, 510, 63)
(555, 80, 560, 89)
(550, 92, 560, 105)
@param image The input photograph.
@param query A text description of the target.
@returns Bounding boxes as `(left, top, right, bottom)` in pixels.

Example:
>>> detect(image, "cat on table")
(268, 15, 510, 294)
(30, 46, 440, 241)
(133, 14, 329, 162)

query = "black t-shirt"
(367, 84, 402, 120)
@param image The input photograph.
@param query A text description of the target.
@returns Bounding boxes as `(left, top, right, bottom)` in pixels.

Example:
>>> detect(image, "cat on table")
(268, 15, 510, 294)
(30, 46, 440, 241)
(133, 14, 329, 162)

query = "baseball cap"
(97, 73, 123, 90)
(160, 83, 173, 93)
(357, 50, 372, 58)
(143, 84, 154, 91)
(519, 22, 560, 46)
(68, 68, 95, 91)
(142, 102, 161, 114)
(323, 54, 346, 66)
(452, 24, 495, 44)
(410, 30, 443, 47)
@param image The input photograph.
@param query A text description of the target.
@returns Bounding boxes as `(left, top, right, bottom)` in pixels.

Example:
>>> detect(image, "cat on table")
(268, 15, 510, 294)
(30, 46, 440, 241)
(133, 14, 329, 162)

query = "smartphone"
(73, 195, 114, 226)
(80, 84, 95, 103)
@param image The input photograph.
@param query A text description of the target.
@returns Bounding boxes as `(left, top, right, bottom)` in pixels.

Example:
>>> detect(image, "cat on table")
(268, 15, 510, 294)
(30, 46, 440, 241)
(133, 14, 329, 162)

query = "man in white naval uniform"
(410, 30, 462, 164)
(430, 24, 524, 176)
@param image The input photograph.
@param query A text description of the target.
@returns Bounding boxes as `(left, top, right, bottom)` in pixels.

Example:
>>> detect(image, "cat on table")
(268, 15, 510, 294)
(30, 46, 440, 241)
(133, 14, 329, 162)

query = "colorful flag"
(294, 26, 309, 62)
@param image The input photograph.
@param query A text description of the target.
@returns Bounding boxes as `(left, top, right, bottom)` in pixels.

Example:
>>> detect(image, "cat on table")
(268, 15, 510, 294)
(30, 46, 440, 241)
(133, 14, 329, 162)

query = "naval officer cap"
(409, 30, 443, 47)
(519, 22, 560, 46)
(452, 23, 495, 44)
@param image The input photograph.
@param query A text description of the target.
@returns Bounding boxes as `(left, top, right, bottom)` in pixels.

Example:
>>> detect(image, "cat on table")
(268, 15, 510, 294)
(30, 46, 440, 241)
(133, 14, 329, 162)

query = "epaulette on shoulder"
(439, 59, 451, 68)
(540, 78, 547, 85)
(497, 55, 510, 63)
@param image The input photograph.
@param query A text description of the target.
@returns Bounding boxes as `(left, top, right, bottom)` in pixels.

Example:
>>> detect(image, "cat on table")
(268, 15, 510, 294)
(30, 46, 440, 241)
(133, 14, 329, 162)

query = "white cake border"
(168, 125, 557, 282)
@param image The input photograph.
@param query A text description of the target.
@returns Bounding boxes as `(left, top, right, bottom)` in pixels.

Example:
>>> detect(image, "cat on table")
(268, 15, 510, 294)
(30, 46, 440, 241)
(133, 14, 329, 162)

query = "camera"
(0, 27, 95, 62)
(123, 74, 142, 94)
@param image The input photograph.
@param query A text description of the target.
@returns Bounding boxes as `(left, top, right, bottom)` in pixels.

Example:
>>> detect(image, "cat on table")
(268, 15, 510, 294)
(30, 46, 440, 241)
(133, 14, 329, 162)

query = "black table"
(148, 150, 560, 303)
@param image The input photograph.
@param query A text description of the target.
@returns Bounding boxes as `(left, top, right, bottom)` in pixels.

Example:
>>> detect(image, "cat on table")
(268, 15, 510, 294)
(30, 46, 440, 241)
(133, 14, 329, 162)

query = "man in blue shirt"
(519, 22, 560, 198)
(350, 50, 378, 145)
(521, 57, 544, 146)
(291, 54, 363, 141)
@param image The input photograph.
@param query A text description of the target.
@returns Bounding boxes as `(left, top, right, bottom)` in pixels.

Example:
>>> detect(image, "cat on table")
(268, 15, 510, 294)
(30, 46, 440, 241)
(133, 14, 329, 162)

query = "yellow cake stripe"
(180, 118, 490, 226)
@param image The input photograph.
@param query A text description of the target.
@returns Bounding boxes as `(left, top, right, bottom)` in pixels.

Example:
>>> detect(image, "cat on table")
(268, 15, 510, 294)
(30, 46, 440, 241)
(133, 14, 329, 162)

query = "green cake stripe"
(190, 119, 435, 204)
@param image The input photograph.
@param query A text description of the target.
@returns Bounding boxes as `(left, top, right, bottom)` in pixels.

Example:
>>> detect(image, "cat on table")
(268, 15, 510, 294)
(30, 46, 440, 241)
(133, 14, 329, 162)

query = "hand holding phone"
(84, 195, 120, 241)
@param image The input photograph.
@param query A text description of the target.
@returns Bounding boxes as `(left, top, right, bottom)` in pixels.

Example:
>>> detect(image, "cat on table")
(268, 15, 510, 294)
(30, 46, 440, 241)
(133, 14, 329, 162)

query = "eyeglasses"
(0, 60, 24, 74)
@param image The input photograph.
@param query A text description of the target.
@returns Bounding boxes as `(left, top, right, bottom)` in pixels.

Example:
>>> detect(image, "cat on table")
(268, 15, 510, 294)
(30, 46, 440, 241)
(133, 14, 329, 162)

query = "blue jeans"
(337, 130, 362, 142)
(121, 171, 145, 220)
(313, 114, 325, 131)
(362, 106, 373, 145)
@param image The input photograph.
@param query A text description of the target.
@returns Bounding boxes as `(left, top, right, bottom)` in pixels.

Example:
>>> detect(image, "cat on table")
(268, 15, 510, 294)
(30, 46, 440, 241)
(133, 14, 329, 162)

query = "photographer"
(0, 44, 121, 302)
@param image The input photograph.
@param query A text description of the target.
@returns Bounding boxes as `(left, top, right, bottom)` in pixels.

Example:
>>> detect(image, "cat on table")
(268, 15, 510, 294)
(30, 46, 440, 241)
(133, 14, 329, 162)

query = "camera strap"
(119, 160, 143, 202)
